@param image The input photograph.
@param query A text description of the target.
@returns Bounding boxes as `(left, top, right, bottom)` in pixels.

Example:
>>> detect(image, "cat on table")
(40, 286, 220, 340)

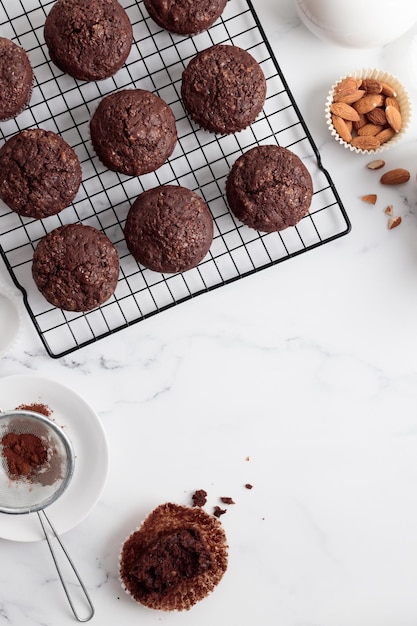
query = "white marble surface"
(2, 0, 417, 624)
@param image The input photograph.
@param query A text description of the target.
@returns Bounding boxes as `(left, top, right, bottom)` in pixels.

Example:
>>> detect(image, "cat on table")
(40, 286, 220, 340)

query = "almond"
(333, 89, 366, 104)
(334, 76, 362, 94)
(380, 82, 397, 97)
(388, 215, 402, 229)
(366, 159, 385, 170)
(385, 96, 400, 111)
(366, 107, 387, 126)
(384, 205, 394, 215)
(374, 127, 396, 144)
(331, 114, 352, 142)
(350, 135, 381, 150)
(357, 123, 384, 137)
(361, 194, 377, 204)
(330, 102, 360, 121)
(380, 168, 410, 185)
(361, 79, 383, 94)
(385, 105, 402, 132)
(353, 94, 385, 114)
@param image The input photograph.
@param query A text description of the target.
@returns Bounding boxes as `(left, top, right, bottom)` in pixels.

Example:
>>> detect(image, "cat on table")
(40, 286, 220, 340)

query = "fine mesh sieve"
(0, 409, 94, 622)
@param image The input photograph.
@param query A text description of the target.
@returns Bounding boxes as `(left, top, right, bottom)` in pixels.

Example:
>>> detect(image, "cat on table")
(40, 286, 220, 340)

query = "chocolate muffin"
(124, 185, 213, 273)
(0, 129, 82, 219)
(181, 44, 266, 134)
(32, 223, 119, 312)
(119, 503, 228, 611)
(44, 0, 133, 82)
(143, 0, 227, 35)
(0, 37, 33, 121)
(226, 145, 313, 232)
(90, 89, 177, 177)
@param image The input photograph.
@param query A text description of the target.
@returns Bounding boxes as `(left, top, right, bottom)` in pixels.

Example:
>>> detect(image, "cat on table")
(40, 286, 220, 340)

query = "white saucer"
(0, 374, 109, 542)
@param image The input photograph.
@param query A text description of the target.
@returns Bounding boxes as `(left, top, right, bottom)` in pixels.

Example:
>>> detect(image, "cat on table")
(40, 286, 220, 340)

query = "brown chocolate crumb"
(213, 506, 227, 518)
(192, 489, 208, 507)
(245, 483, 253, 490)
(15, 402, 52, 417)
(220, 497, 235, 505)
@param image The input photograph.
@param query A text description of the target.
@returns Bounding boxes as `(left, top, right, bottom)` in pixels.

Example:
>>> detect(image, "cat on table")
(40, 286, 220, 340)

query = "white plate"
(0, 374, 108, 542)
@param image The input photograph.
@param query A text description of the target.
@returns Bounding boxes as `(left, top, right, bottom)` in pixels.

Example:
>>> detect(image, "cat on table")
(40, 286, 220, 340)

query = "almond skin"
(374, 127, 396, 144)
(353, 94, 385, 114)
(331, 114, 352, 142)
(330, 102, 360, 121)
(388, 215, 402, 229)
(357, 123, 384, 137)
(366, 107, 387, 126)
(333, 89, 365, 104)
(385, 105, 402, 132)
(350, 135, 381, 150)
(380, 168, 410, 185)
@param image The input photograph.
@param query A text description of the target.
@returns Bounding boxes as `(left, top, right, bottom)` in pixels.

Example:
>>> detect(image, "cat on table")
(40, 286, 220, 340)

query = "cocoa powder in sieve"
(1, 431, 48, 479)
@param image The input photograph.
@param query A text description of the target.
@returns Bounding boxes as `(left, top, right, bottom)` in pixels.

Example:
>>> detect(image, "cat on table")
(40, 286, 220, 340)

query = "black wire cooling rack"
(0, 0, 351, 358)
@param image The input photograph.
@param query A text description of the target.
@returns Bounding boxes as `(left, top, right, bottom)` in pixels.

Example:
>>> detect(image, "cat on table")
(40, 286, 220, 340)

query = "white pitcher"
(295, 0, 417, 47)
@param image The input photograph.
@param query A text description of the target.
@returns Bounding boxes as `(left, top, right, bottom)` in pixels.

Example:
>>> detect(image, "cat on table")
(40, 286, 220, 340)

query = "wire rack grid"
(0, 0, 351, 358)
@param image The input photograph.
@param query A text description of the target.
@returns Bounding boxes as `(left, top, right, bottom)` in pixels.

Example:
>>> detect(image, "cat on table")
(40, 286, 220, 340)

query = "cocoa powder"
(1, 431, 48, 479)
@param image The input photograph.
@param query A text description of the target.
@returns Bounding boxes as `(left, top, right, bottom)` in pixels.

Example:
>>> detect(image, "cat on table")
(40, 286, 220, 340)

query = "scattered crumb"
(213, 506, 227, 518)
(192, 489, 207, 507)
(245, 483, 253, 490)
(384, 205, 394, 216)
(220, 497, 235, 505)
(245, 456, 250, 461)
(388, 215, 402, 229)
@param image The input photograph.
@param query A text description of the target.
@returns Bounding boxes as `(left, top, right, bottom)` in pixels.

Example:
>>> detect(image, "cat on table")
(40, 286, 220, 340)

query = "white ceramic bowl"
(295, 0, 417, 48)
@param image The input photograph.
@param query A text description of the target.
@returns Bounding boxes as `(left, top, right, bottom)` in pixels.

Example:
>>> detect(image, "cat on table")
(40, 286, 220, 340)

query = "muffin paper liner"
(325, 68, 412, 154)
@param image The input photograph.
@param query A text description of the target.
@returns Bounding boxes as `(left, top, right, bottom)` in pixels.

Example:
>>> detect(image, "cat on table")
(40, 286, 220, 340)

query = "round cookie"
(226, 145, 313, 233)
(124, 185, 213, 273)
(119, 503, 228, 611)
(0, 129, 82, 219)
(0, 37, 33, 121)
(44, 0, 132, 82)
(90, 89, 177, 177)
(181, 44, 266, 134)
(143, 0, 227, 35)
(32, 223, 119, 312)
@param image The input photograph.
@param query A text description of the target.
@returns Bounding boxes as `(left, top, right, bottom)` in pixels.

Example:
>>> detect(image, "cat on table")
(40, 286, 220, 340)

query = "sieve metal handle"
(37, 510, 95, 622)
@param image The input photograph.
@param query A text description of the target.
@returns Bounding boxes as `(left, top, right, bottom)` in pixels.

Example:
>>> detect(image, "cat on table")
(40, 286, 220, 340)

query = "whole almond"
(334, 76, 362, 94)
(350, 135, 381, 150)
(380, 168, 410, 185)
(374, 127, 396, 144)
(331, 114, 352, 142)
(366, 107, 387, 126)
(385, 105, 402, 132)
(357, 123, 384, 137)
(333, 89, 366, 104)
(385, 96, 400, 111)
(330, 102, 360, 121)
(380, 82, 397, 97)
(353, 94, 385, 114)
(361, 79, 382, 94)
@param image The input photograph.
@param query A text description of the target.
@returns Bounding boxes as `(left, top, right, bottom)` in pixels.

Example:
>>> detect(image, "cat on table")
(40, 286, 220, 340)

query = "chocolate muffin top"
(0, 129, 82, 219)
(32, 223, 119, 312)
(226, 145, 313, 233)
(181, 44, 266, 134)
(124, 185, 213, 273)
(90, 89, 177, 177)
(119, 503, 228, 611)
(0, 37, 33, 121)
(44, 0, 133, 82)
(143, 0, 227, 35)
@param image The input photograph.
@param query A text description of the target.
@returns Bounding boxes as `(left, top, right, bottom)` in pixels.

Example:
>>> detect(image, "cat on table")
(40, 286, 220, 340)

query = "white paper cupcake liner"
(0, 283, 23, 356)
(325, 68, 412, 154)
